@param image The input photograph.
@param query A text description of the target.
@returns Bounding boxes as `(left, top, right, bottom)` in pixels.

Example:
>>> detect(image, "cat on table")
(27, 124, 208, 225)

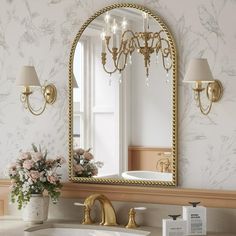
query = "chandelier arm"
(195, 90, 213, 115)
(154, 34, 162, 53)
(106, 44, 114, 54)
(103, 64, 118, 75)
(132, 33, 142, 49)
(155, 45, 161, 55)
(128, 38, 137, 52)
(154, 31, 163, 42)
(160, 38, 172, 71)
(116, 51, 129, 71)
(161, 39, 171, 55)
(117, 40, 125, 54)
(154, 33, 161, 49)
(25, 94, 47, 116)
(122, 30, 139, 51)
(149, 33, 156, 48)
(123, 30, 137, 39)
(105, 37, 114, 54)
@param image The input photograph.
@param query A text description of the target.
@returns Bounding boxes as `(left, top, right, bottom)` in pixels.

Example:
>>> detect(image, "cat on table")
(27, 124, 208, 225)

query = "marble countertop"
(0, 217, 235, 236)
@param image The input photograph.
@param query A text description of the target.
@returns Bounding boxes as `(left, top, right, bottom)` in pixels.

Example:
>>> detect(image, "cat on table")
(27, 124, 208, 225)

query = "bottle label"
(169, 231, 184, 236)
(169, 227, 185, 236)
(190, 213, 202, 233)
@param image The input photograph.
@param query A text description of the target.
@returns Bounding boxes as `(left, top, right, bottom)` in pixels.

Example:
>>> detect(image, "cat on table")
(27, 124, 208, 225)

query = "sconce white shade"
(183, 58, 214, 83)
(16, 66, 41, 87)
(72, 73, 79, 88)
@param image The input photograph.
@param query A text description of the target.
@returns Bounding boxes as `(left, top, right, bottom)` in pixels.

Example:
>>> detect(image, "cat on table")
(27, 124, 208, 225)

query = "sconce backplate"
(206, 80, 223, 102)
(44, 84, 57, 104)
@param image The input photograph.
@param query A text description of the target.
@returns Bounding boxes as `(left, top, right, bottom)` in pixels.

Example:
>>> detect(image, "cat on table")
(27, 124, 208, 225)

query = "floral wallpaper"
(0, 0, 236, 190)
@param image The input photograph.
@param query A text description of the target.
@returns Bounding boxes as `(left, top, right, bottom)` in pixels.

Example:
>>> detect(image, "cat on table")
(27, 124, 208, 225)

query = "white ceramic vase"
(22, 194, 49, 224)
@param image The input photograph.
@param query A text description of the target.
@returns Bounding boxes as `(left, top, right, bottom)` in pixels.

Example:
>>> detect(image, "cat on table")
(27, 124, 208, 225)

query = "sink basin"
(122, 171, 172, 181)
(24, 223, 150, 236)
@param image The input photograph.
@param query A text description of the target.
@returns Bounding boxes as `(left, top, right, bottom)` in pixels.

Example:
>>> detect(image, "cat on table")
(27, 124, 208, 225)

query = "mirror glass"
(70, 5, 177, 186)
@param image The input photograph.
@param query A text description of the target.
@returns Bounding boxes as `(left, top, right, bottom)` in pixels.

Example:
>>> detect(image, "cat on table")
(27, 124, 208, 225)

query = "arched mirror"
(68, 4, 177, 186)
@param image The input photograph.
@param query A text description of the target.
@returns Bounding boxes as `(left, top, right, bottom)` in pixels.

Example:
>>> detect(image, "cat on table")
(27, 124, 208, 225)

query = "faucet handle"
(134, 207, 147, 211)
(125, 207, 146, 229)
(74, 202, 85, 206)
(74, 202, 93, 225)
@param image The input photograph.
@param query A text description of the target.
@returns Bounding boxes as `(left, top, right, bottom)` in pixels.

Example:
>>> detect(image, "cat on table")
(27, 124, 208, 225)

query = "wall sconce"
(16, 66, 57, 116)
(183, 58, 223, 115)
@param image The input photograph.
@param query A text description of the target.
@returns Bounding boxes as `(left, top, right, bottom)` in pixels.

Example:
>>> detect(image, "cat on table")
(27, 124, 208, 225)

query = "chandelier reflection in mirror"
(100, 11, 172, 84)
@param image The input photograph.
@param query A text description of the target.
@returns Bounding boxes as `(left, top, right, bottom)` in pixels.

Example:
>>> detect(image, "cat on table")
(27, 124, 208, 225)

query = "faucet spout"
(83, 194, 117, 226)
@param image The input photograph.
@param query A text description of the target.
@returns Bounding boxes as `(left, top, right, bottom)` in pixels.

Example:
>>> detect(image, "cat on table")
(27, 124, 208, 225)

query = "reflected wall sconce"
(183, 58, 223, 115)
(16, 66, 57, 116)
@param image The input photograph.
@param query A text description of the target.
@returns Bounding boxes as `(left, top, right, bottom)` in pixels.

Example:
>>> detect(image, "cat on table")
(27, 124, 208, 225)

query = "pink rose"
(83, 152, 93, 161)
(45, 159, 54, 166)
(19, 152, 31, 160)
(73, 164, 84, 174)
(47, 173, 58, 184)
(23, 159, 34, 170)
(74, 148, 84, 155)
(32, 152, 43, 162)
(92, 166, 98, 176)
(29, 170, 40, 182)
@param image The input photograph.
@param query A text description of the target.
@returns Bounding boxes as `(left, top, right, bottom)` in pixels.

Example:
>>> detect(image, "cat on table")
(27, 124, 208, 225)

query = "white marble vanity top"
(0, 217, 235, 236)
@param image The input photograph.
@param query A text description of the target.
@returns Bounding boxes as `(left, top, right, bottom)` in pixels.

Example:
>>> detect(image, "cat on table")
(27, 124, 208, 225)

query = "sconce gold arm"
(20, 84, 57, 116)
(193, 80, 223, 116)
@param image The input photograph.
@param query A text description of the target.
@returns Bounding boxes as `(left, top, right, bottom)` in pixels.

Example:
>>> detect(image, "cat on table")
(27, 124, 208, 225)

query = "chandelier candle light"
(100, 11, 172, 83)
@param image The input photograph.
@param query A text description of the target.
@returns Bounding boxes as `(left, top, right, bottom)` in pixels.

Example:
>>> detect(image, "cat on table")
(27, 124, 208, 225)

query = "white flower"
(22, 182, 30, 193)
(95, 161, 104, 168)
(28, 178, 33, 185)
(19, 170, 24, 182)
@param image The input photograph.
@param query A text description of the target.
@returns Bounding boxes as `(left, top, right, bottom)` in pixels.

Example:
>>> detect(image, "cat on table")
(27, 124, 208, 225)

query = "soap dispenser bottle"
(183, 202, 206, 235)
(162, 214, 187, 236)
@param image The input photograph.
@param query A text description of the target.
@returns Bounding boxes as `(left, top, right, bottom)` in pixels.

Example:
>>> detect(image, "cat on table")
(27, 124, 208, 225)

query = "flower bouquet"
(7, 144, 65, 217)
(73, 148, 103, 177)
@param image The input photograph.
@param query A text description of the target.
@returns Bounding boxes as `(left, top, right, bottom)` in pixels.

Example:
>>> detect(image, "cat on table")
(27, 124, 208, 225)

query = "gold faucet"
(82, 194, 118, 226)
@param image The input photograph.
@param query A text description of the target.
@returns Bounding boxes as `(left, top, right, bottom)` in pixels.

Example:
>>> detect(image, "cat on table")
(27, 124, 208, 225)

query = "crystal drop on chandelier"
(155, 54, 159, 64)
(146, 77, 150, 87)
(166, 71, 170, 83)
(129, 54, 132, 64)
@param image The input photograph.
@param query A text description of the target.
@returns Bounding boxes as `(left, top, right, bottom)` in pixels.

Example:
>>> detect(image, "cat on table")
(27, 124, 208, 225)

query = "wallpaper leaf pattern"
(0, 0, 236, 190)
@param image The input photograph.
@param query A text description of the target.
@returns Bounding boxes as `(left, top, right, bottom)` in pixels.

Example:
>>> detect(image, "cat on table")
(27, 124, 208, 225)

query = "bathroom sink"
(24, 223, 150, 236)
(122, 171, 172, 181)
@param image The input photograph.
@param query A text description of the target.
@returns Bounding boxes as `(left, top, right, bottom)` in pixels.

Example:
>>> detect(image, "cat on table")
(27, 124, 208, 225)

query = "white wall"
(0, 0, 236, 190)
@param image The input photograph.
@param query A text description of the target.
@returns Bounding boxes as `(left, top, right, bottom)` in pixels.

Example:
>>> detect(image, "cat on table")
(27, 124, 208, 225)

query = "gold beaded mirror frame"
(68, 3, 177, 187)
